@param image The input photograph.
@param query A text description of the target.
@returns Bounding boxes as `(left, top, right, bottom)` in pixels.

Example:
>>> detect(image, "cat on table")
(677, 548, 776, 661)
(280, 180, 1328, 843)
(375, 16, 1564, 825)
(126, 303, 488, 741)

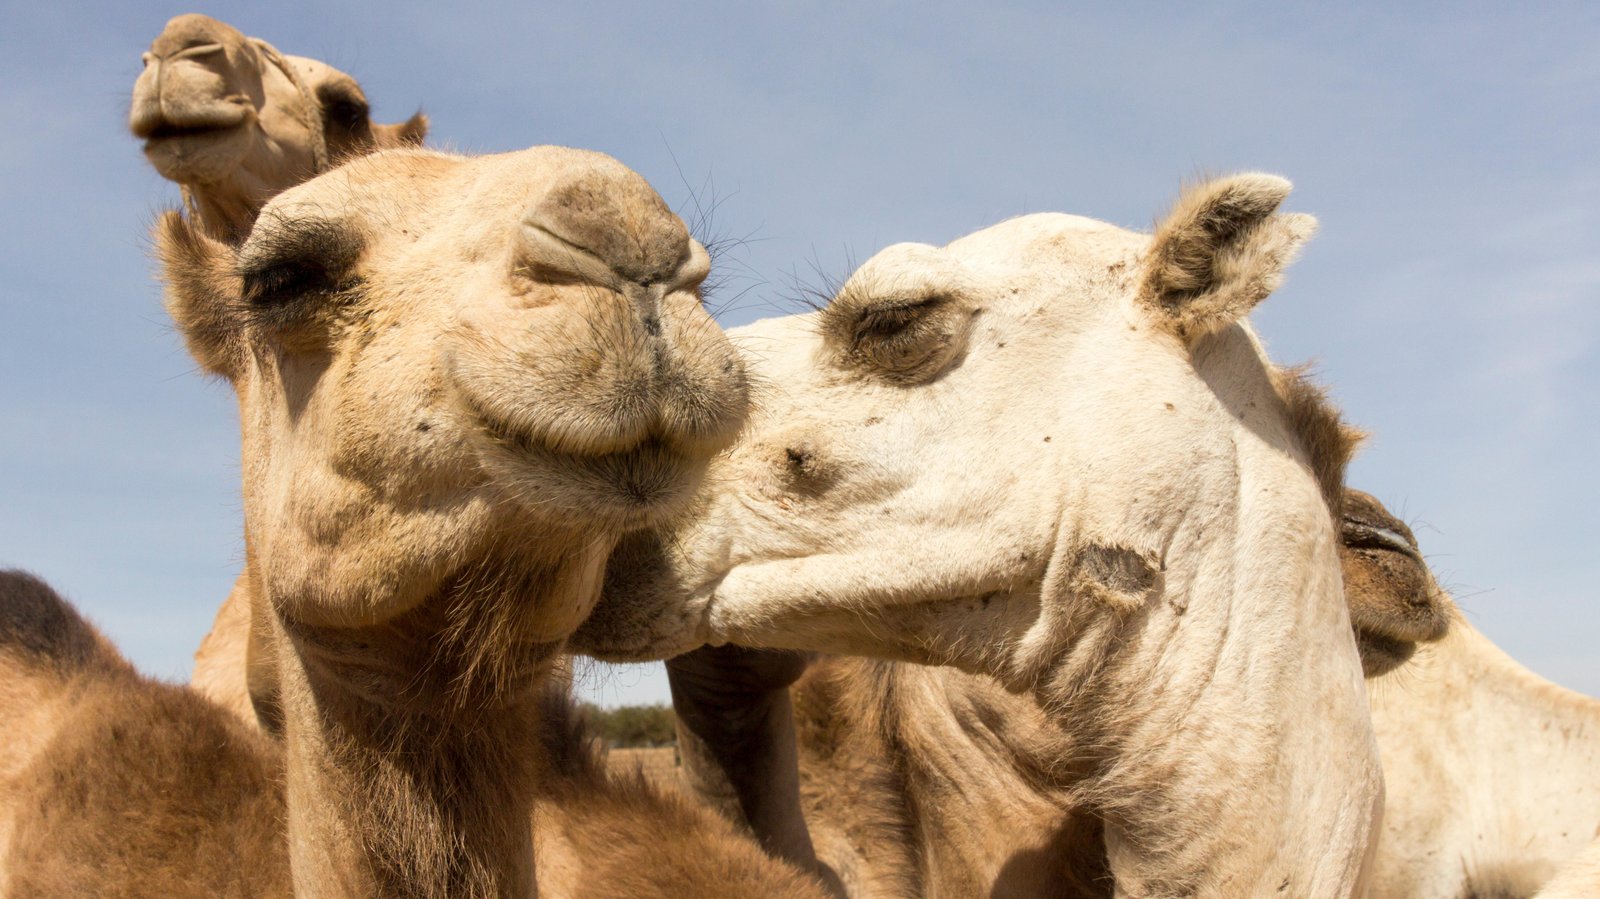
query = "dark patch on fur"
(0, 570, 121, 676)
(2, 571, 290, 897)
(1272, 364, 1363, 521)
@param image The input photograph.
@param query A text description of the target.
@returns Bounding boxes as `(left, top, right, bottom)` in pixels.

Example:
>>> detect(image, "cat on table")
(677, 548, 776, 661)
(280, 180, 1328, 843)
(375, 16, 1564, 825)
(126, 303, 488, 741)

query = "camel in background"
(129, 13, 425, 244)
(129, 13, 429, 727)
(0, 572, 822, 897)
(576, 175, 1384, 895)
(2, 142, 827, 896)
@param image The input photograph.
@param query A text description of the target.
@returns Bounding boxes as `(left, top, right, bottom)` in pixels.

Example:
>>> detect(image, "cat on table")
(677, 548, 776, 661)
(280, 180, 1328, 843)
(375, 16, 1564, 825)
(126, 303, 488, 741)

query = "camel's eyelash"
(240, 260, 343, 306)
(238, 218, 366, 309)
(851, 295, 950, 345)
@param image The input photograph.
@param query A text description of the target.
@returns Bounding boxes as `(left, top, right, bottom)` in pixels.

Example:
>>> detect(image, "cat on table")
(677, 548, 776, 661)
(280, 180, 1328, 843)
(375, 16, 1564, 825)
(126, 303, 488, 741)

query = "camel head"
(155, 145, 748, 642)
(1339, 488, 1451, 676)
(576, 173, 1348, 681)
(576, 174, 1384, 891)
(131, 14, 427, 243)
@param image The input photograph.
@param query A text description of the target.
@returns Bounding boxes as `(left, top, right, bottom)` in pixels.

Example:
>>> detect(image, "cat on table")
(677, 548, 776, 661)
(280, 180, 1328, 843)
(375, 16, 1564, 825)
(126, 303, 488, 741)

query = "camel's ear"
(1140, 173, 1316, 340)
(155, 211, 244, 380)
(374, 111, 428, 148)
(314, 78, 377, 161)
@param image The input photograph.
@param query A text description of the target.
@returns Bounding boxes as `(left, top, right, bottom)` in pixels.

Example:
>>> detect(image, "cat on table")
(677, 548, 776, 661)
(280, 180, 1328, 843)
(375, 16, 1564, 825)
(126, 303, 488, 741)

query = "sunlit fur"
(148, 144, 758, 897)
(576, 173, 1383, 895)
(0, 571, 823, 898)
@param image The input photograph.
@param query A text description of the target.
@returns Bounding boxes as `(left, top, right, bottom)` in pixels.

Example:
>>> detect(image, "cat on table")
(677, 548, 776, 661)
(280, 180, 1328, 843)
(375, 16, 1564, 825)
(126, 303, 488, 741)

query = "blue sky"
(2, 2, 1596, 706)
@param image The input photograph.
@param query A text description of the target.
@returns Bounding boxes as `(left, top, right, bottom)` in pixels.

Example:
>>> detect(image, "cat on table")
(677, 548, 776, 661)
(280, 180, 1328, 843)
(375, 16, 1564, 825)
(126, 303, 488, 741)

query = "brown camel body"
(0, 571, 824, 898)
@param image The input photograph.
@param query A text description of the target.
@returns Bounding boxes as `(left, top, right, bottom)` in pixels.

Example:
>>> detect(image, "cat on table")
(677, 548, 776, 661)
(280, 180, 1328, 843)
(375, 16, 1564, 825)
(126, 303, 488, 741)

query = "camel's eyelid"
(238, 219, 365, 307)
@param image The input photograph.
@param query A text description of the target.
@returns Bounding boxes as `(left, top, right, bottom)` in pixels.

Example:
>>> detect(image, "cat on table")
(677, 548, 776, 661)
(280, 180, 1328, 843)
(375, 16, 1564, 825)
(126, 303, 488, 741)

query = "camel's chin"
(1356, 630, 1419, 679)
(143, 127, 252, 183)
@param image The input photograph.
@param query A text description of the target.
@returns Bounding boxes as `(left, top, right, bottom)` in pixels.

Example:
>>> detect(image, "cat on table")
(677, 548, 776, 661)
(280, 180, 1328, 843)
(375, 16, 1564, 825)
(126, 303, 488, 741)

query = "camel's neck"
(882, 662, 1106, 897)
(181, 184, 262, 244)
(266, 550, 606, 899)
(1368, 613, 1600, 888)
(1031, 434, 1380, 896)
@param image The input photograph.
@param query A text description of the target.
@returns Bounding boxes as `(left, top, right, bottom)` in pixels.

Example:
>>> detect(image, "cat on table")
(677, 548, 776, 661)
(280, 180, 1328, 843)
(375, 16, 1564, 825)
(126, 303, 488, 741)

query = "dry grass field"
(606, 746, 682, 791)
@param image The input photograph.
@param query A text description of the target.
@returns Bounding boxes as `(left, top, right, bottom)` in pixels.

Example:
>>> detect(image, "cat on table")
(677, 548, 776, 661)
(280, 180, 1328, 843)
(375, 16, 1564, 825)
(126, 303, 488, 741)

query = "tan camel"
(129, 13, 426, 243)
(0, 143, 835, 897)
(575, 175, 1385, 895)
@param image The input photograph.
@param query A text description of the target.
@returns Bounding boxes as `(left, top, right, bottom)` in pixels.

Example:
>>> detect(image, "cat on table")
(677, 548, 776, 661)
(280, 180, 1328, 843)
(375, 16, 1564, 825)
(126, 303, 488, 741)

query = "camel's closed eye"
(828, 290, 966, 382)
(238, 219, 365, 315)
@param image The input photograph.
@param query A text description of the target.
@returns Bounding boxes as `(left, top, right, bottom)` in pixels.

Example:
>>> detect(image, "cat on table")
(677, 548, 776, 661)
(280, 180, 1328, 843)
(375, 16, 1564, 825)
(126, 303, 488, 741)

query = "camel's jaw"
(1355, 628, 1419, 678)
(137, 113, 256, 185)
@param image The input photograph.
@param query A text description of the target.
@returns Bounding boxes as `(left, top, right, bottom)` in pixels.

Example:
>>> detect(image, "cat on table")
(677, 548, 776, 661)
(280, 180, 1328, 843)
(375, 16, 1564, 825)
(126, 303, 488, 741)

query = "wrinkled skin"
(667, 485, 1452, 892)
(577, 175, 1384, 895)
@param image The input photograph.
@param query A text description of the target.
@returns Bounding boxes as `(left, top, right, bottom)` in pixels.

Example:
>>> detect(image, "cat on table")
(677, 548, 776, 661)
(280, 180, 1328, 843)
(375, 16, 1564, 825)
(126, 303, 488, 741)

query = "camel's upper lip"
(130, 102, 252, 141)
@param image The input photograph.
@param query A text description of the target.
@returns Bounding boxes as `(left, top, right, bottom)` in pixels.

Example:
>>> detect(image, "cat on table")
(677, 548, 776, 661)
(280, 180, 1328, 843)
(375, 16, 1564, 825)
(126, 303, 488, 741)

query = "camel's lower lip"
(473, 402, 702, 520)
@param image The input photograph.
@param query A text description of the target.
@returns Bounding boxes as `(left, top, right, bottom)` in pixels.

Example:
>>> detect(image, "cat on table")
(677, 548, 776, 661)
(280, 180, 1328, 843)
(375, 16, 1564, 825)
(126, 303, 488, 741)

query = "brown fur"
(537, 698, 829, 898)
(1141, 174, 1317, 340)
(0, 572, 827, 898)
(0, 570, 291, 898)
(792, 656, 1113, 898)
(1272, 363, 1366, 521)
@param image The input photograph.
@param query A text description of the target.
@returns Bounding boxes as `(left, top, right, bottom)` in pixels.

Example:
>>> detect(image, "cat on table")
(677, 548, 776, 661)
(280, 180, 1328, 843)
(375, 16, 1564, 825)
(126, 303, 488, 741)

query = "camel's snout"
(520, 163, 696, 289)
(130, 14, 254, 140)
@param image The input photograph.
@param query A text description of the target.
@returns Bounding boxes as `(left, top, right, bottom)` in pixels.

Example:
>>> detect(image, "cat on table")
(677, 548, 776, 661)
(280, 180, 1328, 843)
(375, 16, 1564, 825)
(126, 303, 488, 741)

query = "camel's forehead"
(841, 213, 1147, 300)
(262, 145, 670, 224)
(285, 55, 357, 93)
(945, 213, 1148, 264)
(150, 13, 252, 57)
(254, 146, 692, 282)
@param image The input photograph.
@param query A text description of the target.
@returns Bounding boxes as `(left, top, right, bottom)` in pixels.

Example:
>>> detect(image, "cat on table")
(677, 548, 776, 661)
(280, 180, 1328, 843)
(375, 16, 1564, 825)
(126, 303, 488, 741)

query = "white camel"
(575, 174, 1385, 896)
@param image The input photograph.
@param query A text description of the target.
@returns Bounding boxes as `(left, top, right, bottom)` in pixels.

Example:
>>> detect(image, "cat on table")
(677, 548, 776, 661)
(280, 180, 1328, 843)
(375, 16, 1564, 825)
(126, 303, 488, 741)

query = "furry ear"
(155, 210, 244, 380)
(313, 78, 377, 160)
(374, 111, 429, 148)
(1140, 173, 1316, 339)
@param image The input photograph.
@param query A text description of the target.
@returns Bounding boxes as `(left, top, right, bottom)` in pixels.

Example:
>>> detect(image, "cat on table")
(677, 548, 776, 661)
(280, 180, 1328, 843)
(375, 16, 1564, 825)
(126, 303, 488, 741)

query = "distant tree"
(579, 702, 678, 747)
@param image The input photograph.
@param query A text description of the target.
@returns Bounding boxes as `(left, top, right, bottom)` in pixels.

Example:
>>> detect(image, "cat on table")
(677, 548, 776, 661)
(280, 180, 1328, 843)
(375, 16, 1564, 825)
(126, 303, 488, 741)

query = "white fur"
(580, 179, 1381, 896)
